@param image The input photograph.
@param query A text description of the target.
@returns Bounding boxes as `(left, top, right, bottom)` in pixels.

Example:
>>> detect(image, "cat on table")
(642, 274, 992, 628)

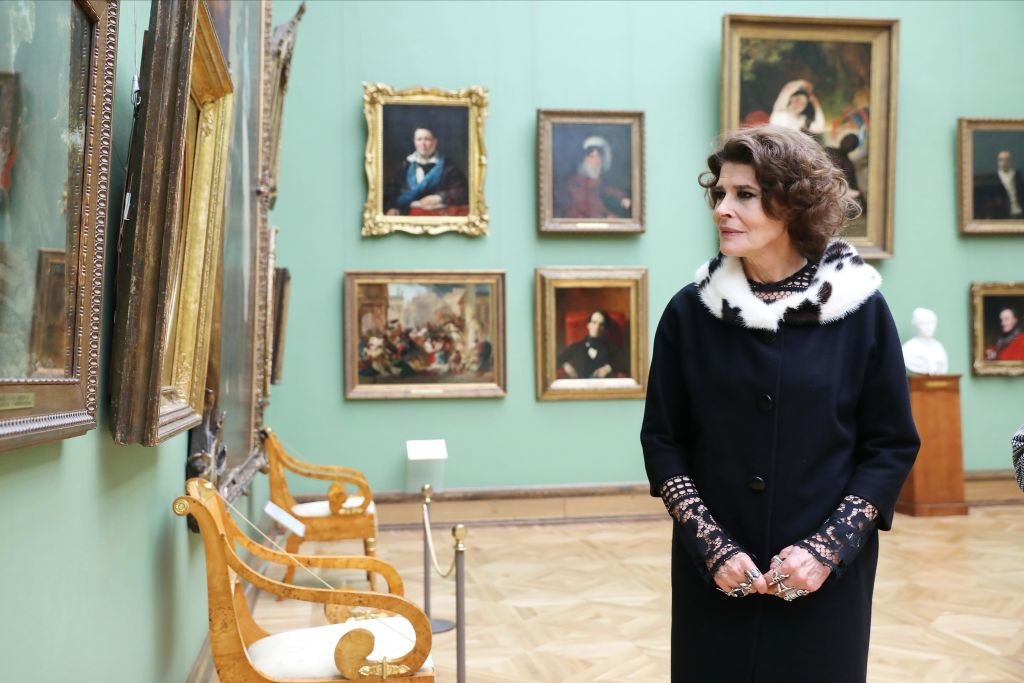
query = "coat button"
(748, 476, 766, 492)
(757, 394, 774, 412)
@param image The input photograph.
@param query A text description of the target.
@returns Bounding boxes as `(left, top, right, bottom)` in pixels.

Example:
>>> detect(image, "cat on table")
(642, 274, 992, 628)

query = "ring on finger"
(744, 568, 762, 582)
(783, 588, 809, 602)
(768, 570, 790, 586)
(770, 555, 784, 567)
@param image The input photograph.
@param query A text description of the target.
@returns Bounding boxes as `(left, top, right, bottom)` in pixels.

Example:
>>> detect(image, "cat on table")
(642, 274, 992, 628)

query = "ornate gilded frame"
(262, 1, 304, 210)
(537, 109, 645, 234)
(109, 0, 233, 446)
(957, 118, 1024, 235)
(535, 267, 648, 401)
(362, 84, 489, 237)
(971, 282, 1024, 377)
(0, 0, 119, 452)
(722, 14, 899, 259)
(344, 270, 506, 399)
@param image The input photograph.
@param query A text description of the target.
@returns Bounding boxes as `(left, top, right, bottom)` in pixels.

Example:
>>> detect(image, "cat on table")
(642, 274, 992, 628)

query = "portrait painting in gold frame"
(535, 267, 648, 401)
(362, 84, 489, 237)
(958, 118, 1024, 235)
(971, 282, 1024, 376)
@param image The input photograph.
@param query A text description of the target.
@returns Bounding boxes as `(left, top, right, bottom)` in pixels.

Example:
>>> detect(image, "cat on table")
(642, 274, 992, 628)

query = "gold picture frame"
(537, 109, 645, 234)
(362, 83, 489, 237)
(971, 282, 1024, 377)
(958, 118, 1024, 234)
(0, 0, 119, 452)
(344, 270, 506, 399)
(109, 0, 233, 446)
(535, 267, 648, 401)
(722, 14, 899, 258)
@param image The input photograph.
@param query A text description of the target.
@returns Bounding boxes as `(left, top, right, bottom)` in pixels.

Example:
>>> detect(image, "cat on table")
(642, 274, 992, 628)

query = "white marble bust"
(902, 307, 949, 375)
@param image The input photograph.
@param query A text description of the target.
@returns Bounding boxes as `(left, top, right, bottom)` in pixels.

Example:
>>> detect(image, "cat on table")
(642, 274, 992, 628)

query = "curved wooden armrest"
(230, 532, 403, 594)
(327, 481, 372, 515)
(285, 458, 370, 482)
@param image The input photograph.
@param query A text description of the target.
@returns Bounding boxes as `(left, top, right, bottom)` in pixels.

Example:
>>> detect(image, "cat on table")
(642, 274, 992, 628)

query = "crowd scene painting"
(355, 281, 496, 385)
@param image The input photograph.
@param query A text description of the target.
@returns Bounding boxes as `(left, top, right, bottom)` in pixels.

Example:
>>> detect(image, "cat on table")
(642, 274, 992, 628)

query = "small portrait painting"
(723, 16, 898, 257)
(535, 267, 647, 400)
(538, 110, 644, 233)
(345, 271, 505, 398)
(363, 84, 488, 237)
(958, 120, 1024, 233)
(972, 283, 1024, 376)
(0, 72, 19, 205)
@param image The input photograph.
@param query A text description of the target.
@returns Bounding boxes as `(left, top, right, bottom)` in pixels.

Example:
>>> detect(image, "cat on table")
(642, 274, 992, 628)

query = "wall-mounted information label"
(0, 393, 35, 411)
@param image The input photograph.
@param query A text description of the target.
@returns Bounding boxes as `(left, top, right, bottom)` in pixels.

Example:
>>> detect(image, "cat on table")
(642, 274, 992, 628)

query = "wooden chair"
(175, 478, 435, 682)
(262, 428, 378, 585)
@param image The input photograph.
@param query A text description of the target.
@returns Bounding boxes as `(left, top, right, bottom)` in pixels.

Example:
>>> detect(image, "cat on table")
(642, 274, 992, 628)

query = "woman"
(1013, 423, 1024, 492)
(641, 125, 919, 682)
(769, 79, 826, 136)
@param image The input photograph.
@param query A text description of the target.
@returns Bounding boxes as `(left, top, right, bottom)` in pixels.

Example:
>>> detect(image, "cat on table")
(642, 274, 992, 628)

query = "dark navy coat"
(642, 245, 919, 683)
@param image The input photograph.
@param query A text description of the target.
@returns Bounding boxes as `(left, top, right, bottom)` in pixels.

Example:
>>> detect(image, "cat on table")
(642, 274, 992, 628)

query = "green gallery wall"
(0, 2, 1021, 682)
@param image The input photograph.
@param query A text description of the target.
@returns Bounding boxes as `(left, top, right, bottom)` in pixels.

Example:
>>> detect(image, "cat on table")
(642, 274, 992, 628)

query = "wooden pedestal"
(896, 375, 968, 516)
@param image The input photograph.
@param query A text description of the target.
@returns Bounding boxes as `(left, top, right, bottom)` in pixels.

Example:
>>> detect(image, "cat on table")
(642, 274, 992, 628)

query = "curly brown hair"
(698, 125, 861, 260)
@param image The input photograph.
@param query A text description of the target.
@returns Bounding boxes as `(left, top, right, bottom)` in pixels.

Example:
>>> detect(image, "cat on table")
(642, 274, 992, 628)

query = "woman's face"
(787, 93, 808, 113)
(711, 162, 790, 259)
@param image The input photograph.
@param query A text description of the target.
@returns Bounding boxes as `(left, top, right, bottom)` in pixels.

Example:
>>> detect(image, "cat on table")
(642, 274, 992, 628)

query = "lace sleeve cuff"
(795, 495, 878, 578)
(659, 475, 744, 578)
(1012, 424, 1024, 492)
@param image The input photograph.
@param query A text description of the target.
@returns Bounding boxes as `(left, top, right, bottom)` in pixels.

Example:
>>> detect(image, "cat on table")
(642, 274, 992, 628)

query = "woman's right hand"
(714, 552, 768, 597)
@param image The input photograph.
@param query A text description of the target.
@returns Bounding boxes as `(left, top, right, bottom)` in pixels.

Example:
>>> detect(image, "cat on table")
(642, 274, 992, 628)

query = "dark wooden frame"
(109, 0, 233, 446)
(270, 266, 291, 385)
(0, 0, 119, 452)
(537, 109, 645, 234)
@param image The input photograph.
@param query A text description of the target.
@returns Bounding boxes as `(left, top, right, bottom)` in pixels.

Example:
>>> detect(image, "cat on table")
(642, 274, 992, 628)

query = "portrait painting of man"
(535, 267, 648, 400)
(382, 104, 469, 217)
(538, 110, 644, 233)
(362, 84, 489, 237)
(723, 16, 898, 257)
(344, 271, 506, 398)
(970, 130, 1024, 221)
(971, 283, 1024, 376)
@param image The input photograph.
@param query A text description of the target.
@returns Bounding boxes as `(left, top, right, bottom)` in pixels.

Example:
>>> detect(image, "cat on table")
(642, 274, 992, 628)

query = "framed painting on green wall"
(344, 270, 506, 398)
(971, 282, 1024, 376)
(362, 84, 489, 237)
(537, 109, 645, 234)
(534, 267, 648, 401)
(722, 15, 899, 259)
(958, 118, 1024, 234)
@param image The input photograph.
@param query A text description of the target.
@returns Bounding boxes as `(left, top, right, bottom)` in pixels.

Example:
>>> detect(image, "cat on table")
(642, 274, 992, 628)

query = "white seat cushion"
(247, 615, 433, 679)
(292, 498, 375, 518)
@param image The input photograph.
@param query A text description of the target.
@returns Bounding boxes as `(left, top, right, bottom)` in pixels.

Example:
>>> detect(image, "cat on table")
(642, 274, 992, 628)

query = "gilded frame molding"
(362, 83, 489, 237)
(537, 109, 645, 234)
(535, 267, 648, 401)
(971, 282, 1024, 377)
(957, 118, 1024, 235)
(0, 0, 119, 453)
(109, 0, 233, 446)
(721, 14, 899, 259)
(344, 270, 506, 399)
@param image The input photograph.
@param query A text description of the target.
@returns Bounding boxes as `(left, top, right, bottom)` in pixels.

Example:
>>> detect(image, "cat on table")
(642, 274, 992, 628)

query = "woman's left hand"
(766, 546, 830, 601)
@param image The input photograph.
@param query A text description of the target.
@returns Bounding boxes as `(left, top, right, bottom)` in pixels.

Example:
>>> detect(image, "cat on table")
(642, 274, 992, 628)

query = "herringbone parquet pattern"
(242, 502, 1024, 682)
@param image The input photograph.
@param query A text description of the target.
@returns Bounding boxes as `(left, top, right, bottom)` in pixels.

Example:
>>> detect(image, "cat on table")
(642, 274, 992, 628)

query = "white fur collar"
(694, 241, 880, 331)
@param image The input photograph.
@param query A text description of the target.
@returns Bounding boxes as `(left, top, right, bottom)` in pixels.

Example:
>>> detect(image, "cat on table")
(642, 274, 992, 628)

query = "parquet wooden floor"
(236, 501, 1024, 683)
